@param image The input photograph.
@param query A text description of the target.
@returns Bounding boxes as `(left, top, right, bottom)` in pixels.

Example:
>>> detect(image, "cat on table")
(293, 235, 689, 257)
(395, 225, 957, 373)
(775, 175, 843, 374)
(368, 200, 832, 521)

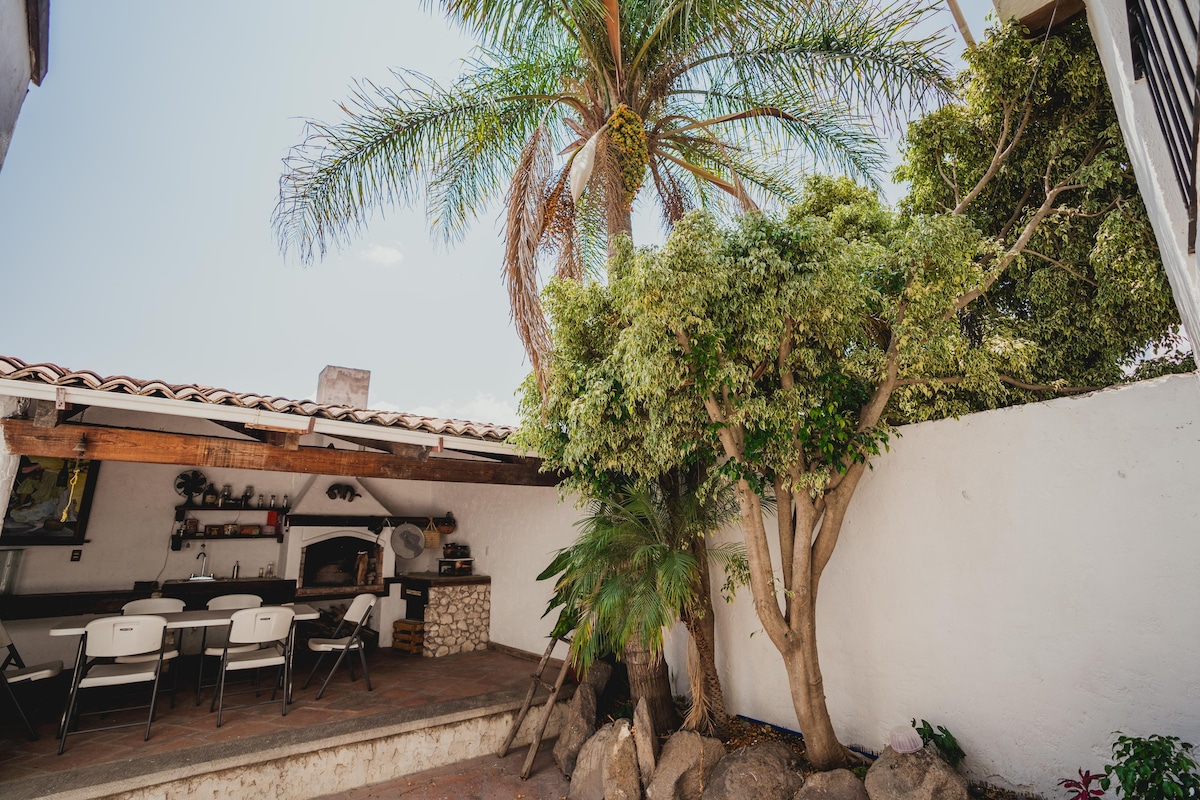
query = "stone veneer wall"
(423, 583, 490, 657)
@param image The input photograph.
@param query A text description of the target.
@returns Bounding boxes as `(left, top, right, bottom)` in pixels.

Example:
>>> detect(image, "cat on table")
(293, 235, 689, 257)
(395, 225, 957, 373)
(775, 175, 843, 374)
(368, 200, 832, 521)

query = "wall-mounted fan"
(390, 523, 425, 561)
(174, 470, 207, 505)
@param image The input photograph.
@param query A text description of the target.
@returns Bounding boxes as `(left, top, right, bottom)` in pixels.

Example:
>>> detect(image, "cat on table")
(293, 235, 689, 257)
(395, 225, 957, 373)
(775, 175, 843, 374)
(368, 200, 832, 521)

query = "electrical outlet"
(70, 549, 82, 562)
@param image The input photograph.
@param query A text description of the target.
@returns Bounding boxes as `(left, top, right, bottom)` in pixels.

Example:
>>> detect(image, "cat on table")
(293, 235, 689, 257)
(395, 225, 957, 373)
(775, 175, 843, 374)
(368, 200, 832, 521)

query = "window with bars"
(1128, 0, 1200, 252)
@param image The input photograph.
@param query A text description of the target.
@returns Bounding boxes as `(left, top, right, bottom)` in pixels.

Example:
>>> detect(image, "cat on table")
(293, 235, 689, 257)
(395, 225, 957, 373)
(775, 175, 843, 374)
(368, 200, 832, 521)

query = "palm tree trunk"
(680, 537, 730, 738)
(608, 202, 633, 258)
(623, 638, 679, 736)
(681, 611, 728, 738)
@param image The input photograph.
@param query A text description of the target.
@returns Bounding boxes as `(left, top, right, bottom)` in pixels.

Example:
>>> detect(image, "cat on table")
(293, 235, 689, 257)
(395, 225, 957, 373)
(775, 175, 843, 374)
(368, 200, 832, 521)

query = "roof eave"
(0, 378, 527, 458)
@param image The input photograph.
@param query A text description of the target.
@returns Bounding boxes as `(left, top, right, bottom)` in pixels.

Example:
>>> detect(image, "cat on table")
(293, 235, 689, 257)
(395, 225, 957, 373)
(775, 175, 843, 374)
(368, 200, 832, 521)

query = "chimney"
(316, 365, 371, 408)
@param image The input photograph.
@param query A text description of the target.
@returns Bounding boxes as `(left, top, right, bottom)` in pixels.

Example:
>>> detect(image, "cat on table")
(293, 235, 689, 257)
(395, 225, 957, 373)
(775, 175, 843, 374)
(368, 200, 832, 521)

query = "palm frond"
(504, 124, 556, 375)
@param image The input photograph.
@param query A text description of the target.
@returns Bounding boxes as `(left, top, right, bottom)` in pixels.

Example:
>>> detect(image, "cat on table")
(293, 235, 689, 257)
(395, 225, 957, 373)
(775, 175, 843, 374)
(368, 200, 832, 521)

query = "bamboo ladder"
(497, 634, 572, 779)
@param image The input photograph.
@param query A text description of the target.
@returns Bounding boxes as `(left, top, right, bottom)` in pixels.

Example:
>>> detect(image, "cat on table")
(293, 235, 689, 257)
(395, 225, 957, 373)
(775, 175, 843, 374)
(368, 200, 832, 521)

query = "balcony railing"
(1128, 0, 1200, 251)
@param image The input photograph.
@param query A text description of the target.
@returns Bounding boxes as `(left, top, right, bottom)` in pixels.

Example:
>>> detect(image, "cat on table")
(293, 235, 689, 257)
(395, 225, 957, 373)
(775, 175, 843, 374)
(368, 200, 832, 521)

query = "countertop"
(389, 572, 491, 587)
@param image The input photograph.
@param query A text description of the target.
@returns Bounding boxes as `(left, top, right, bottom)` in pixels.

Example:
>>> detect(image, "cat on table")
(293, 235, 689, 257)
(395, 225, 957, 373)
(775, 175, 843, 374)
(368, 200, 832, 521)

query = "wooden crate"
(392, 619, 424, 654)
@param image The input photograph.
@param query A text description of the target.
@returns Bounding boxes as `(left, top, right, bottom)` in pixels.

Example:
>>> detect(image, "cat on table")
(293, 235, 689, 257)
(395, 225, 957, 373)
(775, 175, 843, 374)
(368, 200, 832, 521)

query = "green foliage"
(912, 718, 966, 769)
(538, 473, 745, 670)
(1100, 734, 1200, 800)
(896, 18, 1191, 412)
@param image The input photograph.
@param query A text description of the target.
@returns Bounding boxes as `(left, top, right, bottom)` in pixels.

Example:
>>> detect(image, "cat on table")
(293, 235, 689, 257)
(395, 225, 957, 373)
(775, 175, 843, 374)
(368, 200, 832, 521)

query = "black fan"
(174, 470, 207, 504)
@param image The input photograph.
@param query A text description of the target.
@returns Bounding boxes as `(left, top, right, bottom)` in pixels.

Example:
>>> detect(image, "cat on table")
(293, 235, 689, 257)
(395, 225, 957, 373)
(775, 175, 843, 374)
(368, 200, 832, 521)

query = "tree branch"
(1023, 249, 1098, 286)
(953, 97, 1033, 215)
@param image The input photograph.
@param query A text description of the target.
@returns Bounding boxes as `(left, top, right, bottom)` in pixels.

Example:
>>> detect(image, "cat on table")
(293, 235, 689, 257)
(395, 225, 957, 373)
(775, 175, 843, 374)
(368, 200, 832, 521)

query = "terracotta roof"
(0, 356, 514, 442)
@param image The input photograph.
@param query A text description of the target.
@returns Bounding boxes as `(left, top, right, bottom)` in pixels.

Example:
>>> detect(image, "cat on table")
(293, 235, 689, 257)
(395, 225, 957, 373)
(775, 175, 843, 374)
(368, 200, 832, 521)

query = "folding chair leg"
(279, 663, 288, 717)
(301, 651, 328, 690)
(57, 670, 84, 755)
(3, 679, 38, 741)
(358, 646, 372, 692)
(195, 629, 208, 706)
(314, 648, 351, 701)
(144, 660, 164, 742)
(215, 656, 228, 728)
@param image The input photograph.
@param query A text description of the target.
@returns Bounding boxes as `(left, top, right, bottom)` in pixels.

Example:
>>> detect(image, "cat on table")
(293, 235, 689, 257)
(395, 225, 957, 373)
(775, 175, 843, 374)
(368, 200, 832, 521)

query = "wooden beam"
(320, 433, 433, 460)
(33, 400, 62, 429)
(0, 420, 561, 487)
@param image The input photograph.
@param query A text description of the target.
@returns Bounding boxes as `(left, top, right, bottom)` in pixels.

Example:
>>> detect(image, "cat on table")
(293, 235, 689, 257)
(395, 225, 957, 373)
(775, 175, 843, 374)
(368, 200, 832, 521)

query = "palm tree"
(539, 469, 744, 737)
(274, 0, 949, 374)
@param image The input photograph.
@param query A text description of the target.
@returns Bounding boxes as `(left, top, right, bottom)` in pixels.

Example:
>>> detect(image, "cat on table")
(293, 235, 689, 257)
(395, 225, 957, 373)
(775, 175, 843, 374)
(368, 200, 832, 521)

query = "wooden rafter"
(0, 420, 561, 487)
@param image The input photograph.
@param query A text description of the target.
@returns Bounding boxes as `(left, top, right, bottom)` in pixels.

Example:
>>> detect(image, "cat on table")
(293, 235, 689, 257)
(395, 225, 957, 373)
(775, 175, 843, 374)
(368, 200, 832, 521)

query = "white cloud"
(374, 393, 520, 426)
(359, 244, 404, 266)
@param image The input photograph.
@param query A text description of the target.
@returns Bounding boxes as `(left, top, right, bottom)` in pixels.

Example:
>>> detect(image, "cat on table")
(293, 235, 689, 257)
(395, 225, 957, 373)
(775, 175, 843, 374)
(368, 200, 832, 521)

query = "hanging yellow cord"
(60, 461, 82, 523)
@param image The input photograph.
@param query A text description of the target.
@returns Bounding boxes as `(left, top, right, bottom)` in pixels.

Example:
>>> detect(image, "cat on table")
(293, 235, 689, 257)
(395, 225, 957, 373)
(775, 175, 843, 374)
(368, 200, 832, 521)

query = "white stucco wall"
(429, 482, 584, 656)
(665, 372, 1200, 797)
(0, 0, 31, 170)
(1085, 0, 1200, 346)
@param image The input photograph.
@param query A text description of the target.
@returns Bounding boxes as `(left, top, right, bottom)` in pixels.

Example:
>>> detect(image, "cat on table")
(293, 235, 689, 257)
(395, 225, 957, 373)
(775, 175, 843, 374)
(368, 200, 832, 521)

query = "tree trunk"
(680, 536, 730, 737)
(623, 638, 679, 736)
(780, 602, 845, 770)
(681, 610, 728, 738)
(607, 202, 633, 259)
(732, 481, 846, 770)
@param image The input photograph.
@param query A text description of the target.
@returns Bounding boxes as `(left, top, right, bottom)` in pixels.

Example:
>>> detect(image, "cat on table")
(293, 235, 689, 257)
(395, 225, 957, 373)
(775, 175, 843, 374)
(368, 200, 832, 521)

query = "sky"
(0, 0, 995, 426)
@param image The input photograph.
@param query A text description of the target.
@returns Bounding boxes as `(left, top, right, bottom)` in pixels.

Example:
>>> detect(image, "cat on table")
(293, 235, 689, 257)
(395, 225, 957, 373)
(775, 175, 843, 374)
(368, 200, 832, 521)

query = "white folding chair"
(302, 593, 377, 700)
(1, 619, 63, 740)
(57, 615, 168, 754)
(120, 598, 185, 707)
(196, 594, 262, 706)
(213, 606, 295, 727)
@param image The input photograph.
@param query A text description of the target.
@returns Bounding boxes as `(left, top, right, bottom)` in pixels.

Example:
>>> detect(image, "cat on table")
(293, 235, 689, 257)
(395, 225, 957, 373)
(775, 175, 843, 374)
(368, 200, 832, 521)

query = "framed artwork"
(2, 456, 101, 545)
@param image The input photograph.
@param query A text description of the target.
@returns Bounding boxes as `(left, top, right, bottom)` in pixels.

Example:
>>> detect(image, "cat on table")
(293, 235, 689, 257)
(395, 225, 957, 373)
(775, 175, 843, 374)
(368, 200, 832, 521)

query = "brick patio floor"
(0, 647, 556, 798)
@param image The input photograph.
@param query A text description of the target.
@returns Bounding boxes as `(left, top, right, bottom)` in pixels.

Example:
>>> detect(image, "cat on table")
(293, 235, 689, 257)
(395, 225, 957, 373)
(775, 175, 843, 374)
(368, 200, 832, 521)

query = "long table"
(48, 604, 320, 636)
(50, 604, 321, 706)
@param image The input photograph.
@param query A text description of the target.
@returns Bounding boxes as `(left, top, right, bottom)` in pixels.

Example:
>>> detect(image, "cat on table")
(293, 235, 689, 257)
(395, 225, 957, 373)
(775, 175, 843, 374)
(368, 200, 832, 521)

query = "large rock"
(633, 697, 659, 782)
(700, 742, 803, 800)
(645, 731, 727, 800)
(794, 769, 870, 800)
(864, 746, 968, 800)
(571, 723, 621, 800)
(569, 719, 643, 800)
(555, 682, 598, 777)
(607, 719, 642, 800)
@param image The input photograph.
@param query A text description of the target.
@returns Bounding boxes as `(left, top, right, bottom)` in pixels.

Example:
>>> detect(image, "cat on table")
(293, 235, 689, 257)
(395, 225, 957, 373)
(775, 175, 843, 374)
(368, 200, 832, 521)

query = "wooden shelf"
(175, 503, 290, 513)
(180, 532, 284, 543)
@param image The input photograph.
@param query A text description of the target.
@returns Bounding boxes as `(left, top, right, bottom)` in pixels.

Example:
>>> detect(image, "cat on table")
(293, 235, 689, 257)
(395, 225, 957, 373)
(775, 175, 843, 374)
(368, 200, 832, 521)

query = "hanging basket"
(423, 518, 440, 549)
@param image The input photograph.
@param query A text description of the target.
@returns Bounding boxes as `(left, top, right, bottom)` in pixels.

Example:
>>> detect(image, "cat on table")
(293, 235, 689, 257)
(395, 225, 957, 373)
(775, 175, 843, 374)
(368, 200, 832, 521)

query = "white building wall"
(1083, 0, 1200, 348)
(0, 0, 31, 169)
(429, 482, 584, 656)
(665, 372, 1200, 798)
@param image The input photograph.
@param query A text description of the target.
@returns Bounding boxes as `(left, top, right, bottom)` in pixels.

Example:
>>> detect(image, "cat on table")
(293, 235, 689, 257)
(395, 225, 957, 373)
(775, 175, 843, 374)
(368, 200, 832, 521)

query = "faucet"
(194, 549, 209, 578)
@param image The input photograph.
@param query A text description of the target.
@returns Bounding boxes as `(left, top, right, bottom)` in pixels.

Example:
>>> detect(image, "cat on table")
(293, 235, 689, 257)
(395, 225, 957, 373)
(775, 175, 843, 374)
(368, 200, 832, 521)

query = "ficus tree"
(514, 269, 747, 737)
(520, 18, 1186, 769)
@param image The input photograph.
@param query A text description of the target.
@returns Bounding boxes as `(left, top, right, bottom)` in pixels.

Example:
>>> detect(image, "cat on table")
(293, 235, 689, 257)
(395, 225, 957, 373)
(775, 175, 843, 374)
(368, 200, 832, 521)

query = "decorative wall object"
(2, 455, 101, 545)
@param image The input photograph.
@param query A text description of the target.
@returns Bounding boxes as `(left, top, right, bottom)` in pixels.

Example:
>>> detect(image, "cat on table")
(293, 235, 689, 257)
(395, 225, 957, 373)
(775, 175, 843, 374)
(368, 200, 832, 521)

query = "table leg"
(57, 633, 86, 741)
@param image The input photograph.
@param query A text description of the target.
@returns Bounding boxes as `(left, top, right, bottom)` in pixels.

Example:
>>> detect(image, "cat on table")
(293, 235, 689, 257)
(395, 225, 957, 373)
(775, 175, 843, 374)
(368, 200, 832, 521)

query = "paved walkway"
(0, 648, 550, 798)
(316, 742, 570, 800)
